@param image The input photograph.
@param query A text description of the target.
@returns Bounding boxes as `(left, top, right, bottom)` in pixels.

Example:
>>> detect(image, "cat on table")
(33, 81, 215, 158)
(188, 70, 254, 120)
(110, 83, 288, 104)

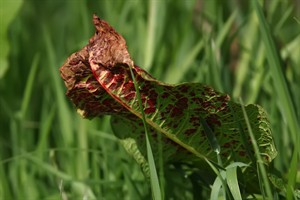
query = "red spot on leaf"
(113, 74, 124, 82)
(122, 81, 134, 93)
(239, 151, 246, 157)
(221, 152, 229, 157)
(161, 93, 168, 99)
(223, 142, 231, 148)
(206, 114, 221, 127)
(202, 101, 211, 108)
(190, 92, 195, 96)
(144, 107, 156, 114)
(170, 107, 183, 117)
(184, 128, 196, 136)
(124, 92, 135, 101)
(231, 140, 238, 145)
(179, 85, 189, 93)
(177, 97, 188, 109)
(69, 58, 80, 65)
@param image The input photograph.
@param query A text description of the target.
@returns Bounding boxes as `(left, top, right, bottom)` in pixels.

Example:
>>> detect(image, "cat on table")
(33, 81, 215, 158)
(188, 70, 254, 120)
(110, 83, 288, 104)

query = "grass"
(0, 0, 299, 199)
(129, 62, 162, 200)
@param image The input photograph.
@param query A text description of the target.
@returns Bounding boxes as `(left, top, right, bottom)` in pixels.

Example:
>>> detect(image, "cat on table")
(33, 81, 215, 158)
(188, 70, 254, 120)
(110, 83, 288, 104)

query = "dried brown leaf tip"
(88, 14, 133, 69)
(59, 15, 131, 118)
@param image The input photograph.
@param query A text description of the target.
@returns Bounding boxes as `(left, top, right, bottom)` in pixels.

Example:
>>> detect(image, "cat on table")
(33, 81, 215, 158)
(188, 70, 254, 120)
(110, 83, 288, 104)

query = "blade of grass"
(216, 10, 238, 47)
(210, 174, 223, 200)
(144, 0, 158, 70)
(25, 153, 72, 181)
(286, 147, 298, 200)
(199, 117, 220, 154)
(253, 4, 300, 197)
(76, 117, 89, 179)
(206, 158, 230, 200)
(247, 43, 265, 104)
(0, 0, 23, 79)
(274, 6, 293, 35)
(165, 39, 203, 84)
(19, 54, 40, 119)
(253, 0, 299, 143)
(233, 11, 258, 99)
(43, 26, 74, 145)
(281, 34, 300, 66)
(239, 98, 273, 199)
(226, 164, 246, 200)
(128, 66, 162, 200)
(123, 166, 143, 199)
(36, 103, 55, 158)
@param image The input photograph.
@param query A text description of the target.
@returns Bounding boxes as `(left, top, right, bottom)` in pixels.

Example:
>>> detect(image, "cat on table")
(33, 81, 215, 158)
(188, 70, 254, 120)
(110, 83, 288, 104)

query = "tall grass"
(0, 0, 299, 199)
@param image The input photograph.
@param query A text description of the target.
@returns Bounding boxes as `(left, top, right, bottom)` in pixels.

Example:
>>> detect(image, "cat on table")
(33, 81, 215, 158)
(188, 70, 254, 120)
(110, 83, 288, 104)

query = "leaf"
(60, 15, 277, 193)
(210, 162, 248, 200)
(60, 46, 129, 118)
(226, 163, 248, 200)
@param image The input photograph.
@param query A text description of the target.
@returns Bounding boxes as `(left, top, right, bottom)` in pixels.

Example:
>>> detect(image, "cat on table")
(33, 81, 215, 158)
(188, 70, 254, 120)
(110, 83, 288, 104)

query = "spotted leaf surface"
(60, 15, 277, 176)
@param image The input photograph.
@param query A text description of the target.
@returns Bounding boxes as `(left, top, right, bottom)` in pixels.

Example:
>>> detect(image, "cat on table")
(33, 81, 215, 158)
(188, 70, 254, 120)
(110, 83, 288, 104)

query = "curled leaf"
(60, 46, 129, 118)
(59, 15, 277, 185)
(88, 15, 133, 68)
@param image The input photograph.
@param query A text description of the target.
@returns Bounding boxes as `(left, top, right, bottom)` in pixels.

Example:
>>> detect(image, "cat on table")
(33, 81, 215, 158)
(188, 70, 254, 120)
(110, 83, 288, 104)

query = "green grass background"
(0, 0, 299, 199)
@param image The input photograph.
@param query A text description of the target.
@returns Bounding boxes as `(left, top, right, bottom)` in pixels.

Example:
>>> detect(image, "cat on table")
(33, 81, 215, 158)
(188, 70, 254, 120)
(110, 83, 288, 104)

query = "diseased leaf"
(60, 46, 129, 118)
(59, 15, 278, 193)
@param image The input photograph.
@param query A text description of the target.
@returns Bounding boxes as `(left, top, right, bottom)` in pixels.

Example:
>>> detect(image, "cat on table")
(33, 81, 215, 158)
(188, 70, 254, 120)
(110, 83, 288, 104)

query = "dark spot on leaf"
(170, 107, 183, 117)
(239, 151, 246, 157)
(179, 85, 189, 93)
(206, 114, 221, 127)
(221, 152, 229, 157)
(144, 107, 156, 114)
(223, 142, 230, 148)
(184, 129, 196, 136)
(124, 92, 135, 101)
(161, 93, 168, 99)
